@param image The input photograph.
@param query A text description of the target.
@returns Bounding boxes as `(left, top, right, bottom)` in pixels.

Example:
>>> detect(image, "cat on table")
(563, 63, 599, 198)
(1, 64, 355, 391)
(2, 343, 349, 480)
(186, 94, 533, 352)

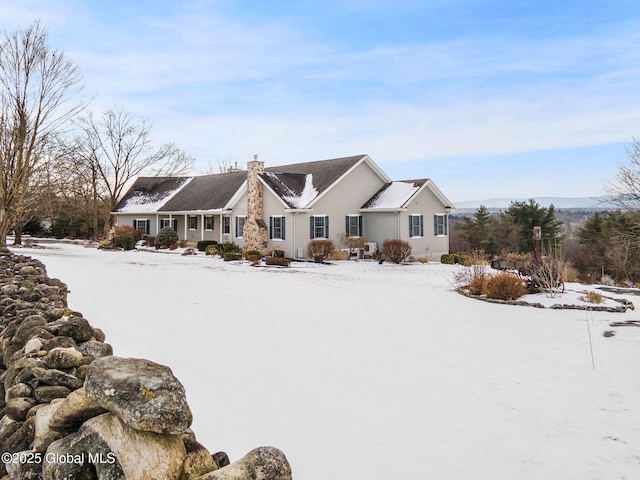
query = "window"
(134, 219, 149, 235)
(222, 215, 230, 235)
(189, 216, 198, 230)
(235, 216, 246, 238)
(310, 215, 329, 239)
(409, 215, 424, 238)
(160, 218, 178, 231)
(205, 216, 214, 231)
(434, 214, 448, 236)
(270, 216, 285, 240)
(345, 215, 363, 237)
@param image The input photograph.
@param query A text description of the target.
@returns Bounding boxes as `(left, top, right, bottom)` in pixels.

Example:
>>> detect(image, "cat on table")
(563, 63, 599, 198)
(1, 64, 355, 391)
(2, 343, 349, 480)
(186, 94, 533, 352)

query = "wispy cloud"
(1, 0, 639, 199)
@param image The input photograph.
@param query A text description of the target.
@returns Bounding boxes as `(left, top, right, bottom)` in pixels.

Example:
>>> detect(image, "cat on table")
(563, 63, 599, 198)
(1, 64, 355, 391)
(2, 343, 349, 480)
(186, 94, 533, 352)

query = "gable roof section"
(361, 179, 455, 211)
(260, 154, 390, 209)
(113, 177, 192, 213)
(260, 172, 316, 208)
(159, 170, 247, 212)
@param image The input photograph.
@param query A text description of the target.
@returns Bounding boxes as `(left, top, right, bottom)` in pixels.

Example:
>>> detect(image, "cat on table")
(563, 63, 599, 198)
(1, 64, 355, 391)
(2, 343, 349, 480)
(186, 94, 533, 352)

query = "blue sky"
(1, 0, 639, 202)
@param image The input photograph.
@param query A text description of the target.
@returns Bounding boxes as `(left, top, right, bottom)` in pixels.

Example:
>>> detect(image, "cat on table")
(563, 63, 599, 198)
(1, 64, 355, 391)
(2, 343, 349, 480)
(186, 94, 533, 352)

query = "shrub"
(265, 256, 291, 267)
(522, 250, 570, 297)
(468, 276, 488, 295)
(451, 264, 488, 289)
(217, 242, 240, 257)
(579, 291, 604, 304)
(197, 240, 217, 252)
(485, 273, 528, 300)
(244, 249, 262, 262)
(115, 225, 143, 242)
(178, 239, 188, 248)
(337, 233, 367, 260)
(272, 247, 285, 258)
(307, 239, 335, 263)
(205, 244, 218, 256)
(455, 254, 472, 266)
(223, 252, 243, 261)
(144, 236, 156, 247)
(382, 239, 411, 264)
(156, 227, 179, 248)
(441, 253, 455, 264)
(417, 257, 429, 263)
(113, 235, 135, 251)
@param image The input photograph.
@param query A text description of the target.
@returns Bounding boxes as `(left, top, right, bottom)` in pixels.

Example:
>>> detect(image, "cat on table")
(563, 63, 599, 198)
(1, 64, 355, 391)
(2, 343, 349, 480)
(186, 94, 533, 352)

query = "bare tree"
(606, 137, 640, 210)
(0, 20, 83, 247)
(72, 108, 194, 221)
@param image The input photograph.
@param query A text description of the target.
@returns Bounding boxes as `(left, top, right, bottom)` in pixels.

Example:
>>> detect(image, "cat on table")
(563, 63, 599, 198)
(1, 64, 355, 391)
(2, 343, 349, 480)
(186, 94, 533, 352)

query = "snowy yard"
(18, 243, 640, 480)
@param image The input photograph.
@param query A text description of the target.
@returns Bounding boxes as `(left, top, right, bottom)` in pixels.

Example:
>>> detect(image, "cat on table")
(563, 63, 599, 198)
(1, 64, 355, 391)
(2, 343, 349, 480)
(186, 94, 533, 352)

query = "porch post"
(201, 214, 205, 241)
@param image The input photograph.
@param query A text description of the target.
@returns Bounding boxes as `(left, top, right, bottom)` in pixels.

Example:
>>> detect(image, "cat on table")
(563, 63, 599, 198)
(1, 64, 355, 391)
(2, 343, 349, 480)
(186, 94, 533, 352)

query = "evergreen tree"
(505, 199, 562, 253)
(459, 205, 497, 254)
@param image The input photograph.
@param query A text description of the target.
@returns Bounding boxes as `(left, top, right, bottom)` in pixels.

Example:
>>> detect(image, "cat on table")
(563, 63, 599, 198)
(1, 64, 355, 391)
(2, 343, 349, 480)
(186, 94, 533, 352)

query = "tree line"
(452, 138, 640, 285)
(0, 21, 194, 247)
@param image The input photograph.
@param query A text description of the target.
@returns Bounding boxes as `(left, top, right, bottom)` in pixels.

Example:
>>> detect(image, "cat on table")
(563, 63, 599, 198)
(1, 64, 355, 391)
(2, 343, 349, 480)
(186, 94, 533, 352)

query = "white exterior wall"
(362, 186, 450, 260)
(292, 162, 386, 259)
(114, 214, 158, 236)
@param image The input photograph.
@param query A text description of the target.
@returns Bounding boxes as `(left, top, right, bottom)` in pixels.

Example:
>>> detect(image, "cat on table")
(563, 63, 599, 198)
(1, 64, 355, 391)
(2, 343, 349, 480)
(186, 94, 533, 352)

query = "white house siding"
(401, 187, 450, 260)
(114, 214, 158, 236)
(293, 161, 387, 259)
(361, 211, 400, 250)
(231, 192, 249, 249)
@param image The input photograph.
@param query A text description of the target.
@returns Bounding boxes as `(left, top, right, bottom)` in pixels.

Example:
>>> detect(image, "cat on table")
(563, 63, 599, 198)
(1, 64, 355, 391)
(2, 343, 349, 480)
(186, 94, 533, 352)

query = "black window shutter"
(325, 216, 329, 238)
(235, 218, 239, 237)
(444, 215, 448, 235)
(269, 217, 273, 239)
(410, 216, 414, 237)
(358, 215, 363, 236)
(345, 216, 349, 235)
(420, 215, 424, 237)
(310, 217, 315, 239)
(433, 215, 438, 236)
(282, 217, 286, 240)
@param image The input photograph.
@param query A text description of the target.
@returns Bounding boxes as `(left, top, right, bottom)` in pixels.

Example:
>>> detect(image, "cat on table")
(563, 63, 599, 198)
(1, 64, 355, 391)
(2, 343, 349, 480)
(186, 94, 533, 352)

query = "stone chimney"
(243, 155, 268, 251)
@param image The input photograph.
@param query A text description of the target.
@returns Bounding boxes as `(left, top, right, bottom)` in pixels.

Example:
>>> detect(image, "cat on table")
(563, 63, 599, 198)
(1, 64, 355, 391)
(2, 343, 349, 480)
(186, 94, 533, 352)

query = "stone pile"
(0, 251, 292, 480)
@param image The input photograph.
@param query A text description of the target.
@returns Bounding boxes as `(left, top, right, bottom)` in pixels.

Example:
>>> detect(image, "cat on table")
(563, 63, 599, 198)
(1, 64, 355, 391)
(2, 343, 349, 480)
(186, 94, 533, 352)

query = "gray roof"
(114, 154, 372, 213)
(113, 177, 192, 213)
(264, 155, 365, 194)
(159, 170, 246, 212)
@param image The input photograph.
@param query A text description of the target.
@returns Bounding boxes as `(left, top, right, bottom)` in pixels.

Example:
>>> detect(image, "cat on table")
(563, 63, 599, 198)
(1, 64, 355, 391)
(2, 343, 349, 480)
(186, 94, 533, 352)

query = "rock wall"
(0, 251, 292, 480)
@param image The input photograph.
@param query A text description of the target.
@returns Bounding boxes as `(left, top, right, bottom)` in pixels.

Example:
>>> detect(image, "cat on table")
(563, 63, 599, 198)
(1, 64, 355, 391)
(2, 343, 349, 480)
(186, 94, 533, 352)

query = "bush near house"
(217, 242, 240, 257)
(113, 235, 135, 251)
(205, 244, 218, 256)
(307, 239, 335, 263)
(197, 240, 217, 252)
(441, 253, 455, 264)
(155, 227, 179, 249)
(223, 252, 243, 261)
(382, 239, 412, 264)
(244, 250, 262, 262)
(265, 256, 291, 267)
(115, 225, 143, 242)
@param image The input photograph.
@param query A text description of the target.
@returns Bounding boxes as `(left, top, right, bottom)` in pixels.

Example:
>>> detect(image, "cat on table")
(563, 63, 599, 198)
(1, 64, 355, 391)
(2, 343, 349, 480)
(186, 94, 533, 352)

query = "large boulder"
(84, 356, 192, 434)
(195, 447, 292, 480)
(43, 413, 187, 480)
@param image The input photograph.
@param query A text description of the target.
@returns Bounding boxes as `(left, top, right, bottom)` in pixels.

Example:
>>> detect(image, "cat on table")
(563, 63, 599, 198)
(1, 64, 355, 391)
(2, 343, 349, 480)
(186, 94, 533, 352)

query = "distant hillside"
(453, 196, 616, 213)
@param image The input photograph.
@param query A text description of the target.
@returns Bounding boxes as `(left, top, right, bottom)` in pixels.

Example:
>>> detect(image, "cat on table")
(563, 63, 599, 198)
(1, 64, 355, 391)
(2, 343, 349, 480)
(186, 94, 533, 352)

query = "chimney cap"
(253, 154, 258, 161)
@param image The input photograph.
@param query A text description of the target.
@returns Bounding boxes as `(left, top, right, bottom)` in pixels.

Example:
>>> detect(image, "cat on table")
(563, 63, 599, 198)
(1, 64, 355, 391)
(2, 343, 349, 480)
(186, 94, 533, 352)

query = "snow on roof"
(363, 180, 425, 209)
(285, 174, 318, 208)
(116, 177, 193, 213)
(263, 172, 319, 208)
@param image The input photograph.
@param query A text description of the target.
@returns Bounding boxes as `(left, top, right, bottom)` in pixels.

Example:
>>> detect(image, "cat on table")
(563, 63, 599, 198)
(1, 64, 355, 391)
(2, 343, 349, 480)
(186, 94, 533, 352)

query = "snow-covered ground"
(17, 243, 640, 480)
